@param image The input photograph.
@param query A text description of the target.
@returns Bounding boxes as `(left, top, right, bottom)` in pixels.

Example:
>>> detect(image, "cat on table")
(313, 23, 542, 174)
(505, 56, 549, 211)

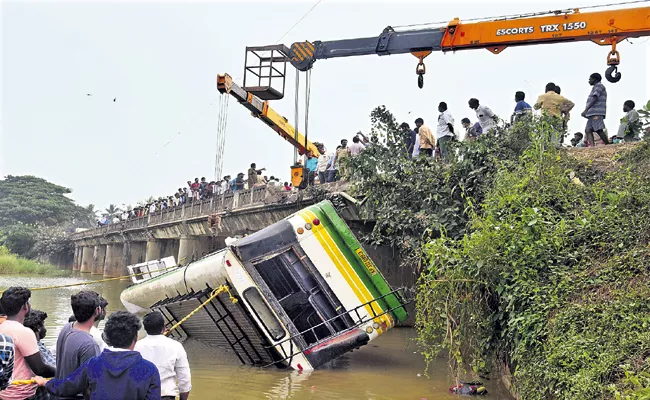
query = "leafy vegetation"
(351, 105, 650, 399)
(0, 175, 95, 259)
(0, 246, 63, 275)
(347, 106, 532, 267)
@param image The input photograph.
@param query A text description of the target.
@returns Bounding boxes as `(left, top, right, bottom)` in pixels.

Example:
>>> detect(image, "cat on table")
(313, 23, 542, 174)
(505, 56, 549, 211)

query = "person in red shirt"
(0, 287, 55, 400)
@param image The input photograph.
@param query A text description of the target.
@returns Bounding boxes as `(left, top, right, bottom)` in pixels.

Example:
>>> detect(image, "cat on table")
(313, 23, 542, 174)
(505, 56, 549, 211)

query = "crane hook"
(605, 38, 621, 83)
(605, 65, 621, 83)
(416, 62, 426, 89)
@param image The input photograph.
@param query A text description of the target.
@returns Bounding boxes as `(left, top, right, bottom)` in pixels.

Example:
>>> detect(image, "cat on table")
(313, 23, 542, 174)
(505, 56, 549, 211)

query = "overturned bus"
(120, 200, 408, 370)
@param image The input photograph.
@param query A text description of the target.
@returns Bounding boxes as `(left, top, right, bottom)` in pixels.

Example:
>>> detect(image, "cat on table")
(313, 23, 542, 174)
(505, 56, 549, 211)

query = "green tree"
(0, 175, 81, 226)
(32, 224, 75, 264)
(0, 175, 92, 256)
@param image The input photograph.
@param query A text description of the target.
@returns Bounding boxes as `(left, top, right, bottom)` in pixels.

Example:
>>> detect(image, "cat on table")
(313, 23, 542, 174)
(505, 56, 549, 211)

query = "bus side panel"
(295, 232, 379, 335)
(313, 202, 408, 323)
(296, 208, 394, 331)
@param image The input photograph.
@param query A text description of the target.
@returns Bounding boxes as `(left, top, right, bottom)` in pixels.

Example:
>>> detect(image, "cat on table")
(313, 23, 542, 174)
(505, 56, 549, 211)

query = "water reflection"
(1, 275, 512, 399)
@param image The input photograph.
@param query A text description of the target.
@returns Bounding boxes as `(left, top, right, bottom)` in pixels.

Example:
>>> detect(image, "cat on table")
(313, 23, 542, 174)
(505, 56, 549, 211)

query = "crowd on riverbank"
(0, 287, 191, 399)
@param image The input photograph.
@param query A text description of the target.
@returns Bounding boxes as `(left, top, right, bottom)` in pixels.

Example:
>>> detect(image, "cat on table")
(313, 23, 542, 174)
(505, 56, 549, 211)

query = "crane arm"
(288, 5, 650, 84)
(216, 73, 321, 158)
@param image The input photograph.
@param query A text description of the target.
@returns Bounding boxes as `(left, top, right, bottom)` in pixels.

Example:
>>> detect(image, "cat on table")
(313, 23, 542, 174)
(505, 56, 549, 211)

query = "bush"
(0, 246, 62, 275)
(416, 128, 650, 399)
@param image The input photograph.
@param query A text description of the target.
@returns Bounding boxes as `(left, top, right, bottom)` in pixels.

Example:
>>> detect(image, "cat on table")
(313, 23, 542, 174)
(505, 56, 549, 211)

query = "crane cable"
(304, 69, 312, 159)
(214, 93, 229, 181)
(293, 71, 300, 165)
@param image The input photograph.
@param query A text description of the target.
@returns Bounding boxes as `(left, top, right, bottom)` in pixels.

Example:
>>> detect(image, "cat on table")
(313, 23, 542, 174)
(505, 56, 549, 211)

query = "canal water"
(1, 275, 513, 399)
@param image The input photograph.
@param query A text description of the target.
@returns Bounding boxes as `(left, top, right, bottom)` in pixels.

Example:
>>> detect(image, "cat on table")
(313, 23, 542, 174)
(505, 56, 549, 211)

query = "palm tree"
(85, 204, 99, 225)
(104, 204, 122, 219)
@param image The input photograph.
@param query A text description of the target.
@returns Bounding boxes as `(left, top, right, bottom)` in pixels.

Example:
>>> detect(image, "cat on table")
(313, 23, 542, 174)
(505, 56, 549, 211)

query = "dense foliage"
(417, 135, 650, 399)
(350, 105, 650, 399)
(347, 106, 532, 267)
(0, 175, 95, 258)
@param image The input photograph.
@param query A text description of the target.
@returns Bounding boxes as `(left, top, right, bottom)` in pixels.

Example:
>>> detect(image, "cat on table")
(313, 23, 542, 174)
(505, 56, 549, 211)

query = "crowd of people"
(0, 287, 191, 400)
(97, 167, 297, 226)
(298, 72, 646, 181)
(95, 71, 646, 226)
(397, 72, 645, 162)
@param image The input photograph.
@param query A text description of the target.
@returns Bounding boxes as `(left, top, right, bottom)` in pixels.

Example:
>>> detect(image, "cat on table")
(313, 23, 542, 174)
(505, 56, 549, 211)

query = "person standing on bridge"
(234, 173, 245, 191)
(248, 163, 265, 187)
(135, 311, 191, 400)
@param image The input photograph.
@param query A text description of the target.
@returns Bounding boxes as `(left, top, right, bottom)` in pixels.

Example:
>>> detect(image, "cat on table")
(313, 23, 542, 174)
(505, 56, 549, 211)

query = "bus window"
(243, 287, 286, 341)
(253, 249, 351, 346)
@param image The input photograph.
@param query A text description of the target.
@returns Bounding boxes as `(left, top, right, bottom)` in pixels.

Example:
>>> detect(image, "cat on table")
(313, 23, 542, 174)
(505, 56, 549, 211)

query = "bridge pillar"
(145, 240, 162, 262)
(92, 245, 106, 275)
(72, 246, 80, 270)
(178, 236, 211, 266)
(103, 243, 124, 278)
(80, 246, 93, 273)
(128, 242, 146, 265)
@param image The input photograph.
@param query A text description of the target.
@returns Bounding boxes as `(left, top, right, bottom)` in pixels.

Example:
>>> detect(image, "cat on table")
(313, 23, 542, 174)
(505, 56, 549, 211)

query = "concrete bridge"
(70, 183, 417, 324)
(70, 185, 354, 277)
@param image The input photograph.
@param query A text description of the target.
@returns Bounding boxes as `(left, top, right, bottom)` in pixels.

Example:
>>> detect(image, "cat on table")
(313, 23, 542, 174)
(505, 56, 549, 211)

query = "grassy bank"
(0, 247, 63, 275)
(417, 132, 650, 399)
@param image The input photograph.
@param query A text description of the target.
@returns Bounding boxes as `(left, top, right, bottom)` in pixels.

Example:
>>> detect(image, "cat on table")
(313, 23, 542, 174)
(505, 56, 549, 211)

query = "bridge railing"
(72, 186, 280, 239)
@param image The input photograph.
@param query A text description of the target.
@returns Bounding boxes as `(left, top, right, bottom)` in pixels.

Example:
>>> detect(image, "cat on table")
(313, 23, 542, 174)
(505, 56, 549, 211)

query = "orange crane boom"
(283, 4, 650, 87)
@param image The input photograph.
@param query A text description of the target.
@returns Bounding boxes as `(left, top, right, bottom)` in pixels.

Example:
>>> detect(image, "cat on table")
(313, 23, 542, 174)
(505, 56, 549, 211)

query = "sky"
(1, 0, 649, 213)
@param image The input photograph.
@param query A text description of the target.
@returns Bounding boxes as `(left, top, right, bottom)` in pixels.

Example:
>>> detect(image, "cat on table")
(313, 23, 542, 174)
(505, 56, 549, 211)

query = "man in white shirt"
(315, 143, 333, 184)
(436, 102, 456, 161)
(468, 98, 497, 133)
(347, 135, 366, 156)
(412, 132, 421, 158)
(135, 311, 191, 400)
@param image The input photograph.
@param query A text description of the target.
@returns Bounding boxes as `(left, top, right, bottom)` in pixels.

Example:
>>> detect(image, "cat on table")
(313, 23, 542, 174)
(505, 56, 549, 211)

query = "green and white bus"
(121, 200, 408, 370)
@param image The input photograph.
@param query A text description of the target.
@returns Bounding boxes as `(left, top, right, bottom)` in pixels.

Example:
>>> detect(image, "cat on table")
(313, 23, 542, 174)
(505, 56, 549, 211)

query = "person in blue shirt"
(305, 151, 319, 185)
(37, 311, 160, 400)
(511, 91, 532, 124)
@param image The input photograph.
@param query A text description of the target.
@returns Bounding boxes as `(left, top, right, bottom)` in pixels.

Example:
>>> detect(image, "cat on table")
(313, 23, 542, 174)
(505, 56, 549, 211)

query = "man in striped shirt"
(581, 73, 610, 146)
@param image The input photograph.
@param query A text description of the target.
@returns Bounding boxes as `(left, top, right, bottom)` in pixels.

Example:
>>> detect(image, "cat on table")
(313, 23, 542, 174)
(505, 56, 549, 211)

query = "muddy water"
(1, 275, 512, 399)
